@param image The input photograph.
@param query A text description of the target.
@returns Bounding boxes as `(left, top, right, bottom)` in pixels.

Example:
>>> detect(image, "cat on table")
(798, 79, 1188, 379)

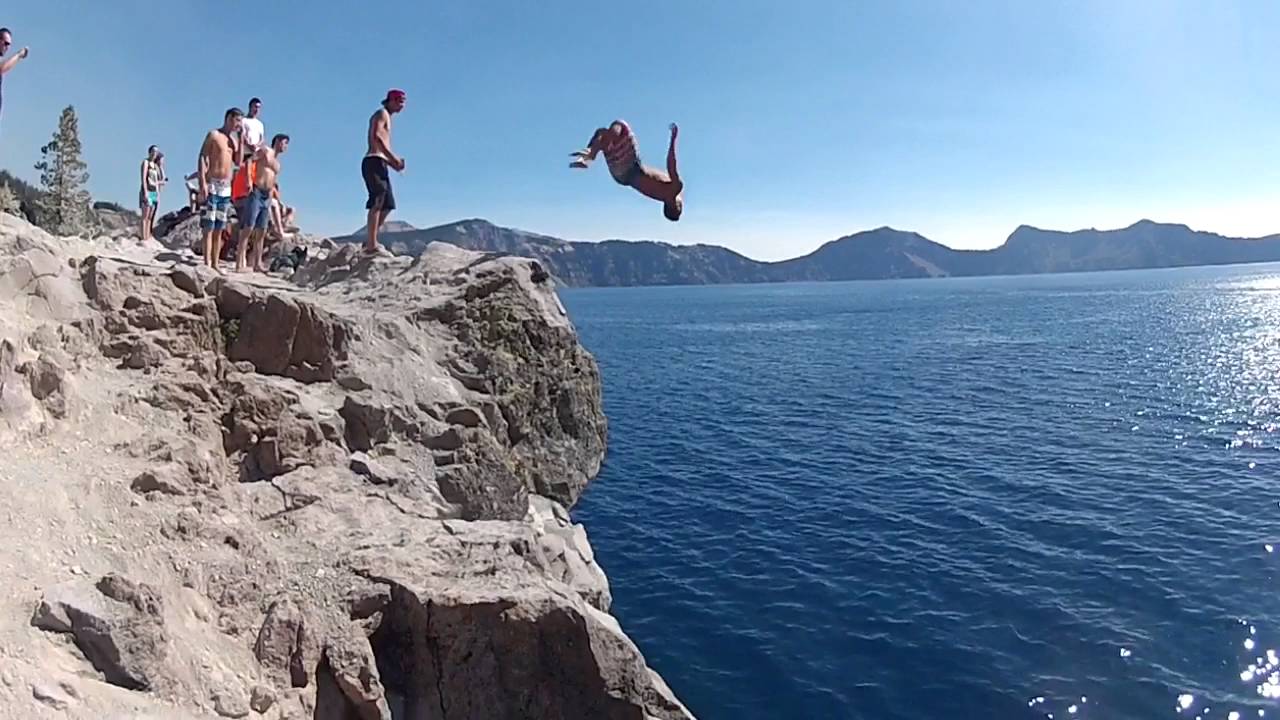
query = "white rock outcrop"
(0, 213, 693, 720)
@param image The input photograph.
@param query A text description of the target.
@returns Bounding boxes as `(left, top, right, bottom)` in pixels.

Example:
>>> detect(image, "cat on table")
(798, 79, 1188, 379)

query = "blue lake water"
(562, 264, 1280, 720)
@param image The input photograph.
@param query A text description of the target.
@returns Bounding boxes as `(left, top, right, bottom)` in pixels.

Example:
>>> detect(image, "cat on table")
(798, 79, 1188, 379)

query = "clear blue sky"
(2, 1, 1279, 260)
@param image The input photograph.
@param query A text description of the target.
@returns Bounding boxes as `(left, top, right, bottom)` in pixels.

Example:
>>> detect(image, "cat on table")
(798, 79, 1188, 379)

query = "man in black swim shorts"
(362, 89, 406, 252)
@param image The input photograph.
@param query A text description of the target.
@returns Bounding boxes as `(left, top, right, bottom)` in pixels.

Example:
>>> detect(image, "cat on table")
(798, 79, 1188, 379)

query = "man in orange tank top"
(571, 120, 684, 221)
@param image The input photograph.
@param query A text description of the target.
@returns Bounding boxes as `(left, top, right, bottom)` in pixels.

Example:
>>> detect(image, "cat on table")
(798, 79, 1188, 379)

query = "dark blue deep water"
(562, 264, 1280, 720)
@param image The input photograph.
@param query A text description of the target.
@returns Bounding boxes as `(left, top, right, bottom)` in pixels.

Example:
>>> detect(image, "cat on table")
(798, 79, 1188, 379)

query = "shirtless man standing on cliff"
(361, 89, 406, 252)
(198, 107, 243, 271)
(237, 133, 289, 273)
(571, 120, 683, 221)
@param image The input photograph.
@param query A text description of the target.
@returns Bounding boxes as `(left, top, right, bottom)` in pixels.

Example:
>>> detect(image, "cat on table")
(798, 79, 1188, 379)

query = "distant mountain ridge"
(333, 218, 1280, 287)
(350, 220, 418, 235)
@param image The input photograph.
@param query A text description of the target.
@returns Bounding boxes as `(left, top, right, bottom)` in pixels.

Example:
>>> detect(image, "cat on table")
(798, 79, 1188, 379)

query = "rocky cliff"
(0, 214, 693, 719)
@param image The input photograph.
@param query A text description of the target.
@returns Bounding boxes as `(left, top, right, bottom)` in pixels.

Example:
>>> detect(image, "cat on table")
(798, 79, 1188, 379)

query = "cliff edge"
(0, 214, 693, 720)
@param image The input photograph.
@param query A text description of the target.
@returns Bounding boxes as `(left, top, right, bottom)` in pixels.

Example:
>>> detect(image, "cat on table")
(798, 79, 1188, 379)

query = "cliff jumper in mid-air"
(570, 120, 683, 221)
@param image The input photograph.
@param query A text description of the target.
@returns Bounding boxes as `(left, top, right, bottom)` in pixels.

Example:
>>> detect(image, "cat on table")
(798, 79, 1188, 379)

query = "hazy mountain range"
(338, 218, 1280, 288)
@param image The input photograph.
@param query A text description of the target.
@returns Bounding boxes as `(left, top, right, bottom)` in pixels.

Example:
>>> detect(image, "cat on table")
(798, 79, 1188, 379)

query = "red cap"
(386, 89, 406, 103)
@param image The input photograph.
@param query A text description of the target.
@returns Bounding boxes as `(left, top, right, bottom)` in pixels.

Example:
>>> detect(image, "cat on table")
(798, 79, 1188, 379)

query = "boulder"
(130, 465, 193, 496)
(212, 687, 251, 718)
(254, 598, 322, 689)
(170, 267, 205, 298)
(349, 452, 393, 485)
(250, 684, 277, 713)
(125, 336, 168, 369)
(25, 353, 66, 401)
(0, 221, 86, 319)
(354, 528, 693, 720)
(227, 293, 350, 382)
(230, 294, 300, 375)
(31, 574, 169, 691)
(93, 206, 140, 235)
(153, 208, 201, 252)
(321, 624, 392, 720)
(530, 496, 612, 611)
(31, 681, 74, 710)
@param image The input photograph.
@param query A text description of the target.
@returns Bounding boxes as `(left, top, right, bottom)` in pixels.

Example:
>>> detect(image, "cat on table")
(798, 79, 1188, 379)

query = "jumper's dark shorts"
(362, 156, 395, 211)
(610, 159, 643, 187)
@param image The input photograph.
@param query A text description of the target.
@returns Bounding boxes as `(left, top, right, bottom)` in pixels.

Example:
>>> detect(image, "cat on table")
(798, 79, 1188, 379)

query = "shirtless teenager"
(361, 89, 406, 252)
(571, 120, 683, 221)
(236, 133, 289, 272)
(198, 107, 243, 271)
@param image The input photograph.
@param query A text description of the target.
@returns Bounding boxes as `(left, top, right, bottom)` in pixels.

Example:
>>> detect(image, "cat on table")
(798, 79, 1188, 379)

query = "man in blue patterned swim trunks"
(197, 107, 242, 271)
(236, 133, 289, 273)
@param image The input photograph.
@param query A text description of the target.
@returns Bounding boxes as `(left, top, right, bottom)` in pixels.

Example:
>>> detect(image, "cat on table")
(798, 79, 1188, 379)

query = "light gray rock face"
(92, 207, 140, 237)
(352, 524, 692, 720)
(0, 214, 692, 719)
(32, 574, 168, 691)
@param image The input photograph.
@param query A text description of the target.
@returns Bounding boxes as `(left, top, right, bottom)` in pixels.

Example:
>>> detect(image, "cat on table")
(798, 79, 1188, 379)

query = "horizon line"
(334, 215, 1279, 264)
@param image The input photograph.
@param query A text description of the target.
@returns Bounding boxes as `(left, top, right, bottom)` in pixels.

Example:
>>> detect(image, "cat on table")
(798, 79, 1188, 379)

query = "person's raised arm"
(0, 47, 29, 75)
(666, 123, 680, 183)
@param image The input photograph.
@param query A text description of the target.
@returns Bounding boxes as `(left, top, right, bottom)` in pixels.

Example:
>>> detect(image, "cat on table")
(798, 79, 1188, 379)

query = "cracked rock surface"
(0, 214, 692, 719)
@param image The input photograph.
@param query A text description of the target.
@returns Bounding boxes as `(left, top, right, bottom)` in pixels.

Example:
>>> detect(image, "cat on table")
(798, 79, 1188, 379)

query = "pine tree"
(0, 182, 19, 216)
(34, 105, 94, 236)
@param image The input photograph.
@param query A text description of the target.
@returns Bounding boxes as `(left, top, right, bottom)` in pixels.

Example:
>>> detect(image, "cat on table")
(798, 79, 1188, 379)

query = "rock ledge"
(0, 214, 692, 719)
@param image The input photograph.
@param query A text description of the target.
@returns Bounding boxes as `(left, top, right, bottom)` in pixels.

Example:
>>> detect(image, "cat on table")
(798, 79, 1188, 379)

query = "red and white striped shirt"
(604, 121, 640, 178)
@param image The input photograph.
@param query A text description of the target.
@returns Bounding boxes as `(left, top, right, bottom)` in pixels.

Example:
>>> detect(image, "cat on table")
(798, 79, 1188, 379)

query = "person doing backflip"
(570, 120, 683, 221)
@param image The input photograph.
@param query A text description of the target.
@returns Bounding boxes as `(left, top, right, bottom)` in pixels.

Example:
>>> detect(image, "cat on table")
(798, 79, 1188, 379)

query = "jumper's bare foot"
(570, 159, 589, 169)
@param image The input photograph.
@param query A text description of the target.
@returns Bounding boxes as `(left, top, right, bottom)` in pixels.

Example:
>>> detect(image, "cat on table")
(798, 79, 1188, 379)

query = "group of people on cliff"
(1, 25, 687, 272)
(138, 98, 293, 274)
(187, 90, 412, 273)
(151, 91, 687, 275)
(181, 99, 293, 273)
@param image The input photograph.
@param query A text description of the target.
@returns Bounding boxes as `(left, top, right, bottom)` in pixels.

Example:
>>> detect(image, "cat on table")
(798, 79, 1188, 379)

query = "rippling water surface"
(561, 264, 1280, 720)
